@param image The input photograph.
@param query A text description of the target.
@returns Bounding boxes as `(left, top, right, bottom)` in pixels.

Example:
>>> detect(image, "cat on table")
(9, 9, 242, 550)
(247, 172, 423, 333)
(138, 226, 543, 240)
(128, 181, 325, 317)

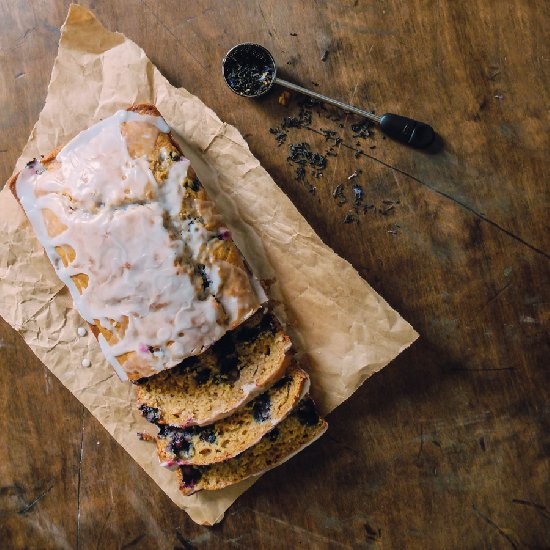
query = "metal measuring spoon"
(222, 43, 435, 149)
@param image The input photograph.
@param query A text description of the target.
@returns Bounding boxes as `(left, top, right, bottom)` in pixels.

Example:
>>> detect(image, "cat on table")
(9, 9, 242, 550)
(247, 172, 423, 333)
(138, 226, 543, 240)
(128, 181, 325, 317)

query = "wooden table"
(1, 1, 548, 548)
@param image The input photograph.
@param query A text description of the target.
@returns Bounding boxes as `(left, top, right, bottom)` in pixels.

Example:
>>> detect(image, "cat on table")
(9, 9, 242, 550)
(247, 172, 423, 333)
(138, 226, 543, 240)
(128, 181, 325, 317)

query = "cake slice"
(8, 104, 265, 380)
(135, 310, 292, 426)
(151, 365, 309, 466)
(175, 398, 327, 495)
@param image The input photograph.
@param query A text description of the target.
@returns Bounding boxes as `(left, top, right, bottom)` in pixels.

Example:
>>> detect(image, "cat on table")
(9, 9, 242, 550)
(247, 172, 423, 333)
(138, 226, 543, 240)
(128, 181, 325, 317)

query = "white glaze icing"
(240, 382, 258, 395)
(299, 376, 311, 400)
(16, 110, 263, 380)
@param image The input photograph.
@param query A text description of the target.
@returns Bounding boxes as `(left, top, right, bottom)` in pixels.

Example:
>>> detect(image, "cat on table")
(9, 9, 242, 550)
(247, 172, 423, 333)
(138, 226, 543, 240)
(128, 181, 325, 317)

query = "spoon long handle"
(274, 77, 382, 123)
(274, 77, 435, 148)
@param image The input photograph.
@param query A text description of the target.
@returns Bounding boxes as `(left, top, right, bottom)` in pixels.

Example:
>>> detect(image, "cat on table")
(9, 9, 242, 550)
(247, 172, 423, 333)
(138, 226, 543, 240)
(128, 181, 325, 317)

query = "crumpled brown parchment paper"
(0, 4, 418, 525)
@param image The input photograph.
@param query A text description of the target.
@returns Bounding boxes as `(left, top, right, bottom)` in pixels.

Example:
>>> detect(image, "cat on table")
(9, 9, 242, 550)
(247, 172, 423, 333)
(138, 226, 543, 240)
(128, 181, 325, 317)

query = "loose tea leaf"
(347, 169, 362, 180)
(352, 183, 363, 204)
(269, 127, 287, 146)
(332, 184, 347, 206)
(351, 121, 373, 139)
(288, 143, 327, 170)
(343, 211, 357, 224)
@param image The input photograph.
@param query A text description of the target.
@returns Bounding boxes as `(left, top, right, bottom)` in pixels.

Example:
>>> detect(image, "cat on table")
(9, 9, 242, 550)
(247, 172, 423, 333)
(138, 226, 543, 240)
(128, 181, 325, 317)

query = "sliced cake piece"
(175, 398, 327, 495)
(135, 311, 292, 426)
(154, 365, 309, 466)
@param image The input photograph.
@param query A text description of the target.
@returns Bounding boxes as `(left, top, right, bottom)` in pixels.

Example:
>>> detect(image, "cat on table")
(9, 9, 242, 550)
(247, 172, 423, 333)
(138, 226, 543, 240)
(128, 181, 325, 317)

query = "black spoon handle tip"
(379, 113, 435, 148)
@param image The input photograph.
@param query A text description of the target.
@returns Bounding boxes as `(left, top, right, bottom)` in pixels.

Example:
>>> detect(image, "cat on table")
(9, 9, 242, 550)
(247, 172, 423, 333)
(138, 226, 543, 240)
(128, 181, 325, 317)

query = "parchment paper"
(0, 4, 418, 525)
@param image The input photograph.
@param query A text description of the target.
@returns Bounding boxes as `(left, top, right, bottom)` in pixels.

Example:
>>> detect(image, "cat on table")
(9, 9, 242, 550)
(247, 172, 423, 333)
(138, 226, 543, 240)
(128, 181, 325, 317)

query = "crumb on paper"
(81, 358, 91, 368)
(77, 326, 87, 337)
(137, 432, 156, 442)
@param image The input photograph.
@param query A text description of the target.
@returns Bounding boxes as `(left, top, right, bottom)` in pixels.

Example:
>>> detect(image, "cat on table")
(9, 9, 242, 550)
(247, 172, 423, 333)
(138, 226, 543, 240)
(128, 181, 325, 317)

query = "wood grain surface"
(1, 1, 549, 548)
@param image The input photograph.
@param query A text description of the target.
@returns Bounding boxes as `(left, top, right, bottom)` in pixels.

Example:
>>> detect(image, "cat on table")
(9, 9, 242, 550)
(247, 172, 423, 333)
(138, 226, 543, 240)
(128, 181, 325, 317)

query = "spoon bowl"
(222, 43, 277, 98)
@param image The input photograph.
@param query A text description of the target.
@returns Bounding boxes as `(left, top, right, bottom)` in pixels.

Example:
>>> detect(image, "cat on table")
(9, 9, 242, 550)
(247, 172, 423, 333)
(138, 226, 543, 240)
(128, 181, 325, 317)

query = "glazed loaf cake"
(151, 365, 309, 466)
(135, 310, 292, 426)
(8, 104, 265, 380)
(9, 101, 328, 505)
(176, 398, 327, 495)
